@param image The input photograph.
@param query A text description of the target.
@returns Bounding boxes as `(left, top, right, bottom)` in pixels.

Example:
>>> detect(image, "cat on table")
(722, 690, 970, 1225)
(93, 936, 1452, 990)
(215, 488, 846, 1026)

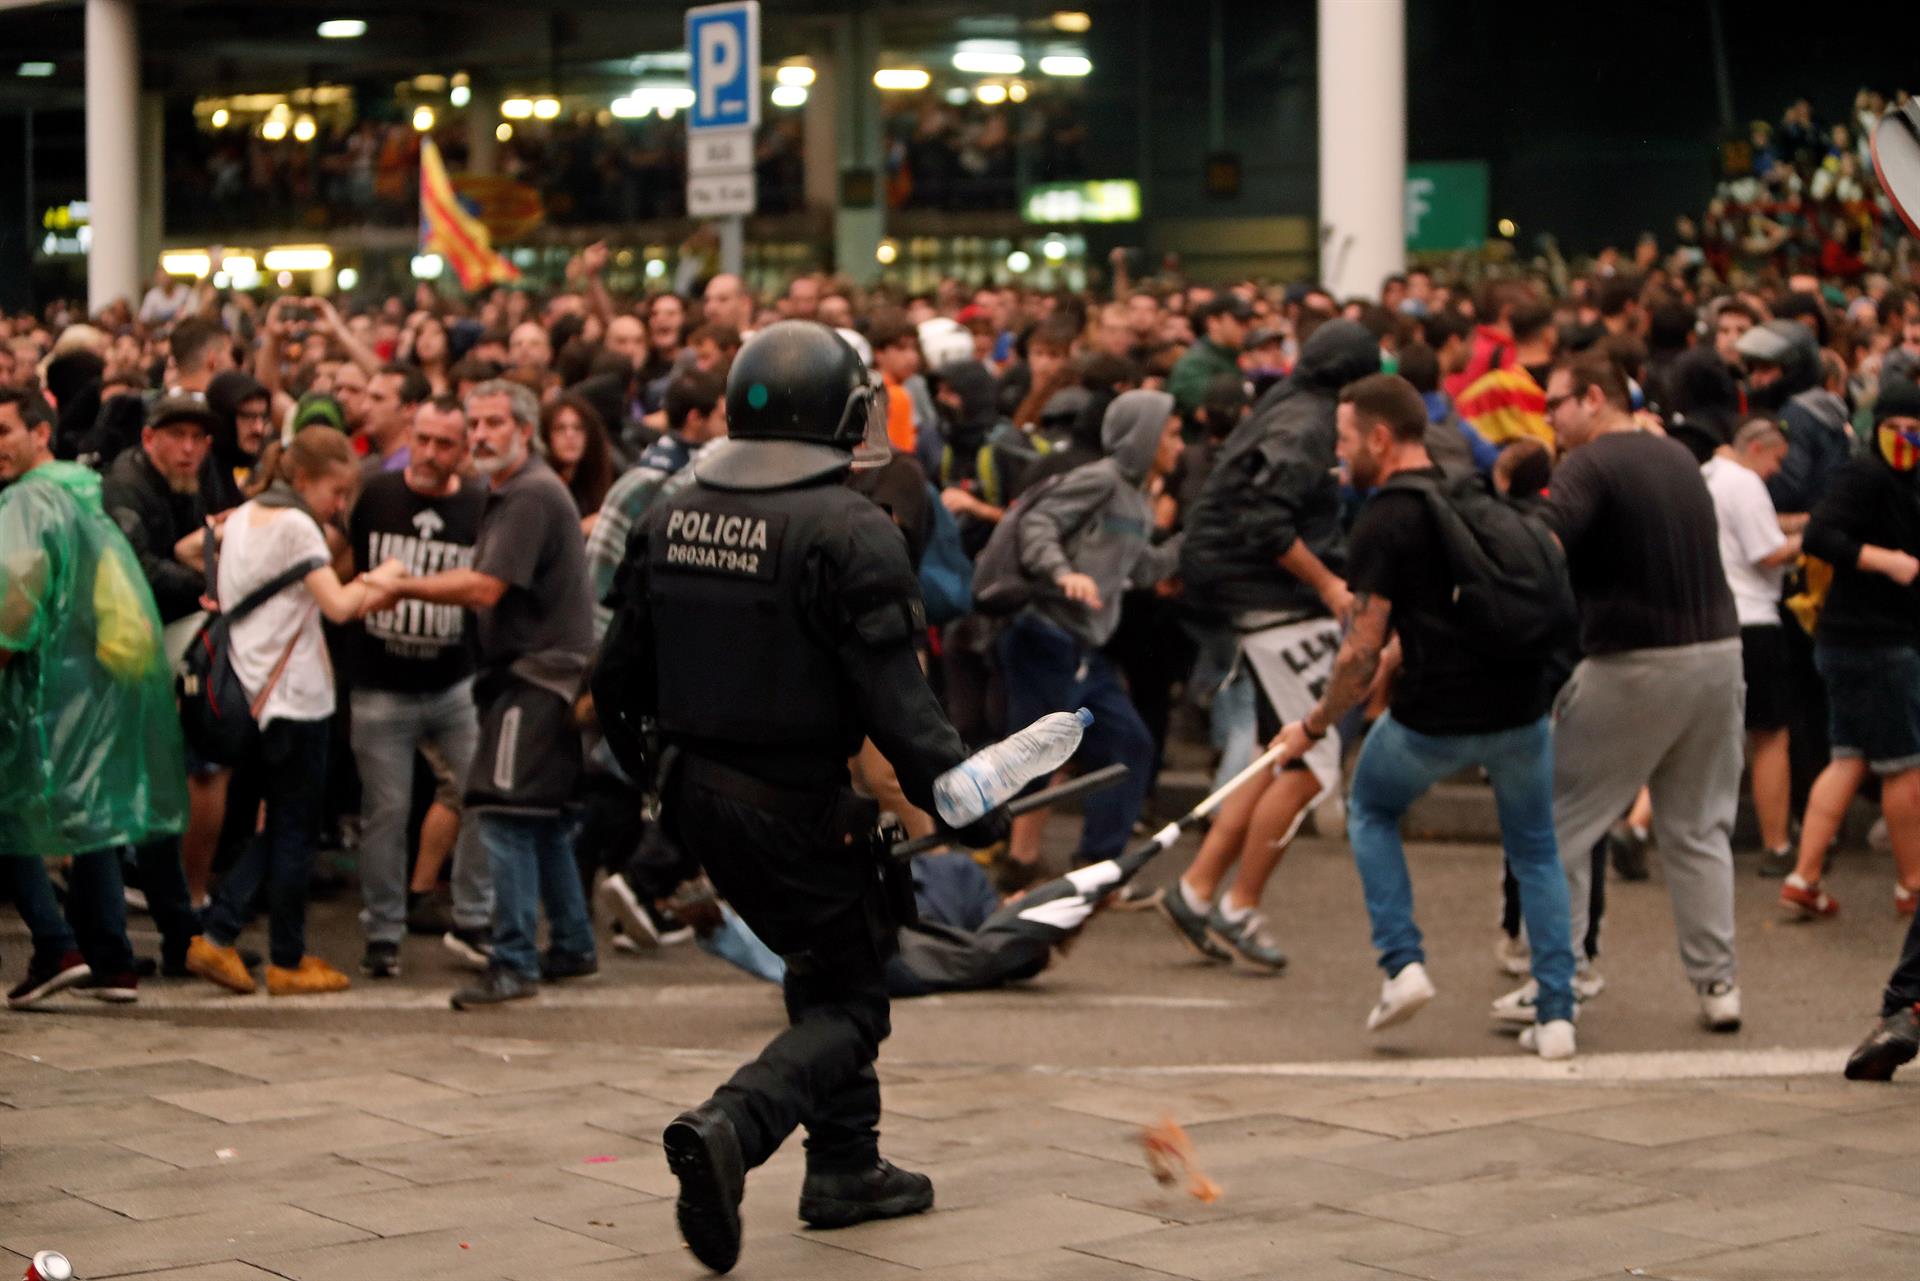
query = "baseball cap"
(1244, 326, 1286, 351)
(145, 389, 219, 433)
(1873, 376, 1920, 425)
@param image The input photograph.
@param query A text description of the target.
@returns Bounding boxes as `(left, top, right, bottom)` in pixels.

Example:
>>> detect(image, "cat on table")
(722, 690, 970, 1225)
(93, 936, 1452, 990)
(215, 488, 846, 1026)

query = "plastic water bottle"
(932, 708, 1094, 828)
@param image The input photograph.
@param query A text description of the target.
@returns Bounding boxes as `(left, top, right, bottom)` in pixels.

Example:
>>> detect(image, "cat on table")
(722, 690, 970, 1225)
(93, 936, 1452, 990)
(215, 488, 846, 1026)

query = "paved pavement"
(4, 819, 1919, 1279)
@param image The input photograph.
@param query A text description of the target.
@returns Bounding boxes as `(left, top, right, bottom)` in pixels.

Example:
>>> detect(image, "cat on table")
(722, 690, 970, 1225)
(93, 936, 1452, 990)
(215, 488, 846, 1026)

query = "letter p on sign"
(687, 2, 760, 133)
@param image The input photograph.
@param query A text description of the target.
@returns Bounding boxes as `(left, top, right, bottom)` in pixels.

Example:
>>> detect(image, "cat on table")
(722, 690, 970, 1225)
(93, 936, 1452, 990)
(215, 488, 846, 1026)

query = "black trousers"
(1883, 907, 1920, 1017)
(665, 769, 891, 1174)
(1503, 838, 1606, 962)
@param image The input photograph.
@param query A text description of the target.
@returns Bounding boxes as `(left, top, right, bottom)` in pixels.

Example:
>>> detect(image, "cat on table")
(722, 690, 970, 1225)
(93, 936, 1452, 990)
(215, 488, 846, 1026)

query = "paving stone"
(1821, 1151, 1920, 1195)
(99, 1264, 287, 1281)
(818, 1193, 1166, 1270)
(530, 1232, 915, 1280)
(157, 1070, 470, 1122)
(1343, 1215, 1721, 1281)
(1576, 1131, 1870, 1194)
(348, 1122, 663, 1187)
(0, 1059, 261, 1109)
(1583, 1180, 1920, 1248)
(1638, 1225, 1920, 1280)
(1328, 1167, 1675, 1235)
(0, 1141, 178, 1199)
(1044, 1109, 1384, 1172)
(70, 1153, 412, 1221)
(297, 1170, 639, 1235)
(0, 1202, 371, 1276)
(397, 1052, 631, 1097)
(1080, 1205, 1455, 1281)
(1284, 1082, 1648, 1139)
(1048, 1078, 1421, 1129)
(881, 1072, 1076, 1121)
(1763, 1100, 1920, 1155)
(1066, 1149, 1419, 1227)
(1311, 1119, 1645, 1183)
(112, 1108, 434, 1168)
(913, 1146, 1155, 1214)
(251, 1219, 629, 1280)
(1530, 1091, 1829, 1148)
(915, 1246, 1195, 1279)
(0, 1096, 207, 1143)
(0, 1192, 127, 1232)
(364, 1081, 656, 1138)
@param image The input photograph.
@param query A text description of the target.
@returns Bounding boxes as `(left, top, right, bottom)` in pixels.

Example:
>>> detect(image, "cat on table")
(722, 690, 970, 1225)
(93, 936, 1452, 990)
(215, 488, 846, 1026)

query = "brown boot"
(186, 936, 256, 995)
(266, 956, 352, 996)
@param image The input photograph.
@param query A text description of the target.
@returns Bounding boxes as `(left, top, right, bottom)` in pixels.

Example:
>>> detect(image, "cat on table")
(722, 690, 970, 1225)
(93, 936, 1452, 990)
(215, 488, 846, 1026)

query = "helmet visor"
(846, 375, 892, 470)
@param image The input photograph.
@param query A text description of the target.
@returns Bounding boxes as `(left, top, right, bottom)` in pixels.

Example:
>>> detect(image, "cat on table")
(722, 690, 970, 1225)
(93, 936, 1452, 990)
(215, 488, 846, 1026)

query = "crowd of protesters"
(4, 205, 1920, 1074)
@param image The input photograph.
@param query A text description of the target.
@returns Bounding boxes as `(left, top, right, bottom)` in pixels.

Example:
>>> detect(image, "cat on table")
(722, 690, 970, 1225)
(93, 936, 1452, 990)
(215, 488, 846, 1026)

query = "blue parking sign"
(686, 1, 760, 134)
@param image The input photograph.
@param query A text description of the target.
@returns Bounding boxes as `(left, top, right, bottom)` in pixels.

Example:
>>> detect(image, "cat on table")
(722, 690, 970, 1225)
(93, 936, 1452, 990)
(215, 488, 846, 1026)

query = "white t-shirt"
(217, 500, 335, 726)
(1701, 456, 1788, 627)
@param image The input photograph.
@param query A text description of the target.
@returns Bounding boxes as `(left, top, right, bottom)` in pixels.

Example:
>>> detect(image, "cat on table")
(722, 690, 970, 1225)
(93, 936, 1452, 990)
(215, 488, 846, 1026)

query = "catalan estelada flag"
(419, 136, 520, 290)
(1457, 364, 1552, 448)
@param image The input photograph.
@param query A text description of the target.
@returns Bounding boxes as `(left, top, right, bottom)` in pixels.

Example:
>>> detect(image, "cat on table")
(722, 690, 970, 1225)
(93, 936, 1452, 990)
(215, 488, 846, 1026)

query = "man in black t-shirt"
(347, 395, 490, 979)
(1269, 375, 1579, 1059)
(1532, 352, 1745, 1035)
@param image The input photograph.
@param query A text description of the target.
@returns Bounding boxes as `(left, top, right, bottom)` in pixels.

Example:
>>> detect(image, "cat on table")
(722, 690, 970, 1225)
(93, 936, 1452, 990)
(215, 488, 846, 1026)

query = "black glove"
(948, 805, 1011, 850)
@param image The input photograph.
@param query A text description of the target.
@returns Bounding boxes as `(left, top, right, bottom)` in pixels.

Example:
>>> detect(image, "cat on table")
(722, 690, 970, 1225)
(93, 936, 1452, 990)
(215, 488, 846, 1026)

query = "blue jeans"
(10, 852, 134, 975)
(478, 810, 595, 980)
(203, 718, 330, 969)
(350, 680, 491, 943)
(997, 613, 1156, 865)
(1348, 713, 1576, 1023)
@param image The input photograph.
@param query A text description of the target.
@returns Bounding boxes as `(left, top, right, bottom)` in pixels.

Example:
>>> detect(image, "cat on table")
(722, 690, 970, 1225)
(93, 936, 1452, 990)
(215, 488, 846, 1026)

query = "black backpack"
(1379, 472, 1575, 660)
(176, 520, 324, 765)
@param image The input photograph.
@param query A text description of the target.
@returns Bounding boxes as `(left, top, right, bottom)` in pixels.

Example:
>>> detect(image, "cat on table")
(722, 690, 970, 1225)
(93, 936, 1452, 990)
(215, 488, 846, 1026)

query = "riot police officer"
(593, 321, 1008, 1274)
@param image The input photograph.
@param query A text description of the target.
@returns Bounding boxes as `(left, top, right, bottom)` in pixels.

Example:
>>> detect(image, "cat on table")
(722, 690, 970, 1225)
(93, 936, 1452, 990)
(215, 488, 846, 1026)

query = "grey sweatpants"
(1552, 639, 1743, 986)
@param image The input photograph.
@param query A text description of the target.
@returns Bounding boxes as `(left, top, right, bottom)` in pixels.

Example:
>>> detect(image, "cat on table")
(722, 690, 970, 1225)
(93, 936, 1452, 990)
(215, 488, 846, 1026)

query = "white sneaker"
(1494, 932, 1531, 977)
(1519, 1019, 1577, 1060)
(1698, 980, 1742, 1032)
(1366, 961, 1436, 1032)
(1489, 966, 1603, 1024)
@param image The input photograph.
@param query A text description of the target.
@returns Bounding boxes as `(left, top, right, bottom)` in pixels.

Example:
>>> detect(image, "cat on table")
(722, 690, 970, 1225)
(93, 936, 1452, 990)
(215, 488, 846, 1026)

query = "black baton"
(888, 763, 1131, 860)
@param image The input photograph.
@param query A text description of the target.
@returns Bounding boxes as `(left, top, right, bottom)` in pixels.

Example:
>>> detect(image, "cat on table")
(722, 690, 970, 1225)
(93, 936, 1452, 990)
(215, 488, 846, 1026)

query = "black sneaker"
(78, 972, 139, 1003)
(1844, 1004, 1920, 1082)
(1157, 885, 1231, 964)
(1608, 825, 1650, 882)
(450, 965, 538, 1010)
(442, 927, 493, 971)
(406, 890, 454, 936)
(360, 941, 402, 979)
(1757, 847, 1797, 878)
(7, 951, 91, 1009)
(663, 1103, 746, 1274)
(798, 1158, 935, 1230)
(540, 949, 599, 982)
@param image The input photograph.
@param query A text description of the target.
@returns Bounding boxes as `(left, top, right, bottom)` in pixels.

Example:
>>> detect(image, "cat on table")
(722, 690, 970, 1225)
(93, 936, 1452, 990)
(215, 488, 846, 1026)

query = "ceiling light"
(502, 98, 534, 119)
(610, 97, 645, 119)
(1041, 236, 1068, 261)
(412, 74, 447, 93)
(292, 116, 317, 142)
(450, 85, 471, 108)
(944, 87, 970, 106)
(210, 108, 230, 128)
(160, 251, 211, 279)
(533, 97, 561, 119)
(776, 63, 815, 87)
(953, 49, 1025, 76)
(876, 240, 899, 265)
(412, 106, 435, 132)
(336, 267, 359, 290)
(260, 119, 288, 141)
(17, 62, 54, 78)
(1051, 11, 1091, 33)
(495, 122, 513, 141)
(873, 68, 931, 92)
(411, 253, 444, 280)
(1008, 82, 1029, 102)
(1039, 54, 1091, 77)
(264, 246, 333, 272)
(221, 254, 257, 275)
(1007, 250, 1033, 273)
(975, 83, 1007, 105)
(316, 19, 366, 39)
(771, 84, 808, 108)
(645, 258, 667, 279)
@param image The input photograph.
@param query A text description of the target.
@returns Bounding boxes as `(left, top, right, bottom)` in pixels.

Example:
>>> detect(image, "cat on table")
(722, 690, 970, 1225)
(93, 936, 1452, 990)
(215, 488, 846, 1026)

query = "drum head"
(1871, 101, 1920, 240)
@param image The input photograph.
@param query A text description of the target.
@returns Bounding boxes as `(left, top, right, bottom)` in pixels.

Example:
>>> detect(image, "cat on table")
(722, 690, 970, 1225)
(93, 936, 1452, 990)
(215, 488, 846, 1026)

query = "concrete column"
(467, 80, 499, 176)
(85, 0, 142, 314)
(1315, 0, 1404, 301)
(801, 39, 837, 214)
(830, 10, 883, 285)
(137, 91, 163, 279)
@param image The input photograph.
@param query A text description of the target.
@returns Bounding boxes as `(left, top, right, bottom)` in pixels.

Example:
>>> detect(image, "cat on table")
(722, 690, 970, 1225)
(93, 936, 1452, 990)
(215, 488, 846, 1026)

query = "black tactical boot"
(798, 1158, 934, 1230)
(1844, 1004, 1920, 1082)
(663, 1103, 746, 1273)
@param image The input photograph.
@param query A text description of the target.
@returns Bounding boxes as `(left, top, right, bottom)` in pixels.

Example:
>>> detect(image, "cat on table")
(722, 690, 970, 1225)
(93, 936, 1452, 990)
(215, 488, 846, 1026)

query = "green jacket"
(0, 461, 187, 857)
(1167, 338, 1242, 416)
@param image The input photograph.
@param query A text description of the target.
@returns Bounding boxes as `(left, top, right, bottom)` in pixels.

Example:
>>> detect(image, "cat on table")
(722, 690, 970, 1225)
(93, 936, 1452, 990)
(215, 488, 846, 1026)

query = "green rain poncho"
(0, 460, 188, 858)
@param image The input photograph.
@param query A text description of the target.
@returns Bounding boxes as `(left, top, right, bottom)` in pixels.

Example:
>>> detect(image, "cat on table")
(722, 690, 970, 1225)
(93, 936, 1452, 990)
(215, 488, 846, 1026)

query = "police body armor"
(646, 479, 863, 751)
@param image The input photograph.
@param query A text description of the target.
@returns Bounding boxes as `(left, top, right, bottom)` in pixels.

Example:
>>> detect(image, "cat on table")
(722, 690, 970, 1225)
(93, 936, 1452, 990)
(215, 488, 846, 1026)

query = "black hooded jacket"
(1663, 348, 1743, 465)
(1178, 320, 1381, 617)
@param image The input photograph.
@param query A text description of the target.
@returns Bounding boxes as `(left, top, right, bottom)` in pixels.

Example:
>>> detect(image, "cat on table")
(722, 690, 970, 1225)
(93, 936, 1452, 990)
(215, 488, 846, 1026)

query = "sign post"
(686, 1, 760, 278)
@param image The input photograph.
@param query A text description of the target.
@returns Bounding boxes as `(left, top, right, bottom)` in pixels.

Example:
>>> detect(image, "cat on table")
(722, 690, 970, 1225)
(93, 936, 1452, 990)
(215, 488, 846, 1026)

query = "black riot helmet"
(696, 320, 885, 491)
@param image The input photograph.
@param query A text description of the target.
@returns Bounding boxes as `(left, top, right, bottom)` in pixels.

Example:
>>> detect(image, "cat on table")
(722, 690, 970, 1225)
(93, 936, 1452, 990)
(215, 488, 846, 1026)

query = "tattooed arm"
(1272, 591, 1392, 762)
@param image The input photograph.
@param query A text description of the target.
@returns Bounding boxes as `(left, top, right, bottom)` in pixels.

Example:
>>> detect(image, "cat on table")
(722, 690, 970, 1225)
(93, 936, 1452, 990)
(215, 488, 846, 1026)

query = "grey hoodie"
(1016, 389, 1182, 647)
